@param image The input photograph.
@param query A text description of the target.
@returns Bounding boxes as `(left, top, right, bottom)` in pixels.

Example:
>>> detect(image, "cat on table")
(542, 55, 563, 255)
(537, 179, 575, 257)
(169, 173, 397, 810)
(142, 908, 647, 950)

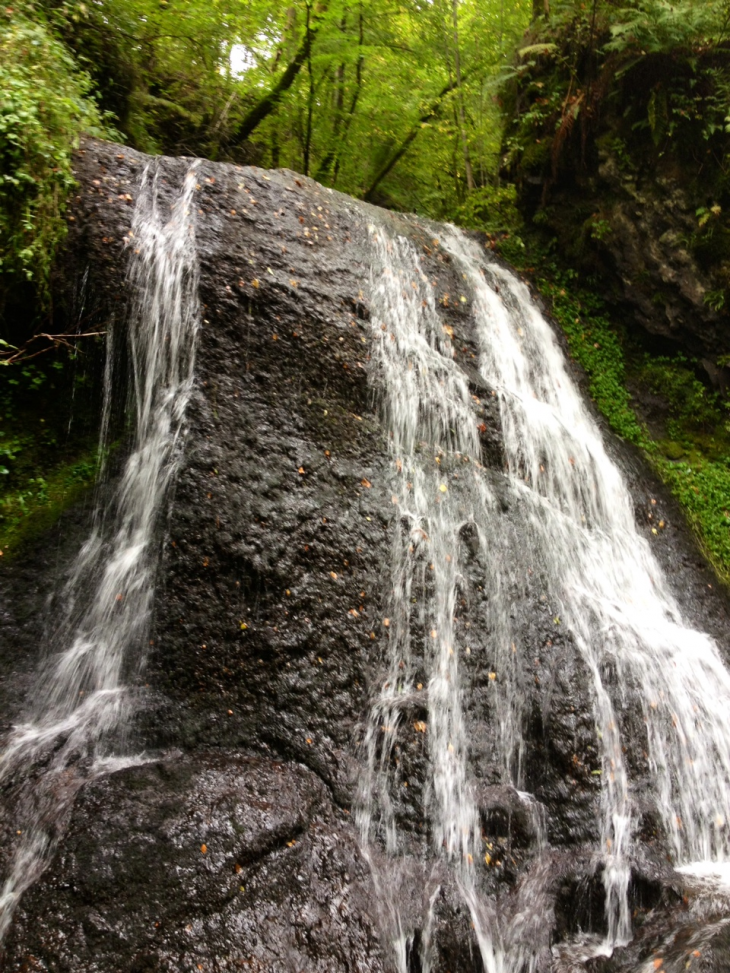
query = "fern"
(604, 1, 727, 55)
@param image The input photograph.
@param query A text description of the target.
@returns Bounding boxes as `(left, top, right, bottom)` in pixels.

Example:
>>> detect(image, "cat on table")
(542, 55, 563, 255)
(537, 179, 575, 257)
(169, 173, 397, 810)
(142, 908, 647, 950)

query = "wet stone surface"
(1, 140, 730, 971)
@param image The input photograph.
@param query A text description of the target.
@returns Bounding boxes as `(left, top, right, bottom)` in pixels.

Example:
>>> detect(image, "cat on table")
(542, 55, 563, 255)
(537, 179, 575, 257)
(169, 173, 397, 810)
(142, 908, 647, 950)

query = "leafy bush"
(0, 5, 111, 297)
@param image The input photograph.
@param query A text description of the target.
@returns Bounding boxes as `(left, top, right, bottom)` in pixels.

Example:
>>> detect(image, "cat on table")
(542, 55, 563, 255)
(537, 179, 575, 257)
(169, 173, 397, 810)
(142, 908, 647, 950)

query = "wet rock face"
(512, 135, 730, 381)
(3, 140, 730, 972)
(6, 754, 384, 973)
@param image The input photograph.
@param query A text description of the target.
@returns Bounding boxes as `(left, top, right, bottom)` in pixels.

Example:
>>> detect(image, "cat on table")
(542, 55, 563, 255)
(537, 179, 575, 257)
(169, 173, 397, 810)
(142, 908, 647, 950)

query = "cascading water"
(360, 219, 730, 971)
(0, 161, 200, 939)
(359, 225, 516, 973)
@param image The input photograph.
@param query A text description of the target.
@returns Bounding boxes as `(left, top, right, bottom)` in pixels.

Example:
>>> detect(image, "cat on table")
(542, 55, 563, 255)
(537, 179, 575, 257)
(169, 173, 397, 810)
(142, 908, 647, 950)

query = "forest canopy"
(1, 0, 532, 292)
(6, 0, 730, 292)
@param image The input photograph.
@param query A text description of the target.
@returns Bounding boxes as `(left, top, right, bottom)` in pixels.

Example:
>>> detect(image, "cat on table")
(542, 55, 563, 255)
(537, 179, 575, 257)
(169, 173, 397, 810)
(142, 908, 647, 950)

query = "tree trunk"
(303, 3, 315, 176)
(363, 78, 460, 201)
(229, 5, 326, 148)
(317, 8, 364, 184)
(451, 0, 475, 191)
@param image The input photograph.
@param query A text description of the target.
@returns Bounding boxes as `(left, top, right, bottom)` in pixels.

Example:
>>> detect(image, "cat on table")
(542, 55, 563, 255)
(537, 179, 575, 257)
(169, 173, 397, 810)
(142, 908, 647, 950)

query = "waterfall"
(360, 220, 730, 971)
(0, 161, 200, 940)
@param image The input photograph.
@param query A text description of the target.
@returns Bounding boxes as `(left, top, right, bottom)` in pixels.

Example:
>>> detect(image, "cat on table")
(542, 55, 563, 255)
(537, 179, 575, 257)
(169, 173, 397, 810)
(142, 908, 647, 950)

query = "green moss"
(0, 447, 99, 557)
(655, 457, 730, 583)
(661, 441, 686, 460)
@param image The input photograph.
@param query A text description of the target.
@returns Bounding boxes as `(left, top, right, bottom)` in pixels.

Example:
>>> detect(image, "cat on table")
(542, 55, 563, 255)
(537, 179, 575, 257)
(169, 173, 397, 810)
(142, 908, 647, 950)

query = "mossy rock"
(661, 441, 685, 460)
(521, 138, 552, 173)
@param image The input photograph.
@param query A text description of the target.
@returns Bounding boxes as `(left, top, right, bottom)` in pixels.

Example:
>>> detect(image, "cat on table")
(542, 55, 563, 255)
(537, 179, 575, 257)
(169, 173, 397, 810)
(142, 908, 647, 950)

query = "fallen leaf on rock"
(414, 721, 427, 733)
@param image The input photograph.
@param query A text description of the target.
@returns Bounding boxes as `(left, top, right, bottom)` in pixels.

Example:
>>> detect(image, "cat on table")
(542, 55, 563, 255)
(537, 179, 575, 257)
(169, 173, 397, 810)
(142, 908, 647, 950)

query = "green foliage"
(603, 0, 727, 56)
(655, 457, 730, 583)
(455, 183, 523, 235)
(0, 5, 111, 296)
(553, 285, 730, 580)
(533, 267, 649, 446)
(33, 0, 532, 218)
(637, 354, 729, 440)
(0, 345, 107, 556)
(0, 447, 99, 556)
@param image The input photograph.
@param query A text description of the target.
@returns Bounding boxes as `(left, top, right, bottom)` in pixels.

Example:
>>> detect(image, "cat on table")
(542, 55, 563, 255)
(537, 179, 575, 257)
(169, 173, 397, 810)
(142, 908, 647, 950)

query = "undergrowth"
(0, 350, 106, 557)
(0, 449, 98, 555)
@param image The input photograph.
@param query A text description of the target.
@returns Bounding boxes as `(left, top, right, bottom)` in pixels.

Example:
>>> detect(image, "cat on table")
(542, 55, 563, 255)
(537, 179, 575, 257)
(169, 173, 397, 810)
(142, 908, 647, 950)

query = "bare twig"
(1, 331, 107, 366)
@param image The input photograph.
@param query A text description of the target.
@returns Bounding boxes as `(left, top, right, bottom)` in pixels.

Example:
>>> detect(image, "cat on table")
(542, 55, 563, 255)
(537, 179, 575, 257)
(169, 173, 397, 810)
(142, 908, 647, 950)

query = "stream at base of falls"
(1, 150, 730, 973)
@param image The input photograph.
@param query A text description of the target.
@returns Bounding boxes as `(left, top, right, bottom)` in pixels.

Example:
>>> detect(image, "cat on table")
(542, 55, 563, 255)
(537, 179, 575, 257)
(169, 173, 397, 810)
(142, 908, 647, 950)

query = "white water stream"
(360, 221, 730, 972)
(0, 162, 200, 939)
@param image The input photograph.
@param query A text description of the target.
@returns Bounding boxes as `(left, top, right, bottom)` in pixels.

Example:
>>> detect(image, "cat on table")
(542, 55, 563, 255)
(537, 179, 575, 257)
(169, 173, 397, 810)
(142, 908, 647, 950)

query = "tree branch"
(363, 78, 460, 202)
(229, 7, 326, 147)
(1, 332, 107, 366)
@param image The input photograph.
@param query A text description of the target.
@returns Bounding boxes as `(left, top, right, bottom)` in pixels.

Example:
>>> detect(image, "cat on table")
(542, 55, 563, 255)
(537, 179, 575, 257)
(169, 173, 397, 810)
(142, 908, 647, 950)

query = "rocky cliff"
(1, 140, 730, 973)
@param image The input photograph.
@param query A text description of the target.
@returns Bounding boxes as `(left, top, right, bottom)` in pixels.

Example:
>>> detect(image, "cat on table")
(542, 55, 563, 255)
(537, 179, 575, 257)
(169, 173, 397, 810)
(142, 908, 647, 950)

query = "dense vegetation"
(0, 0, 729, 579)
